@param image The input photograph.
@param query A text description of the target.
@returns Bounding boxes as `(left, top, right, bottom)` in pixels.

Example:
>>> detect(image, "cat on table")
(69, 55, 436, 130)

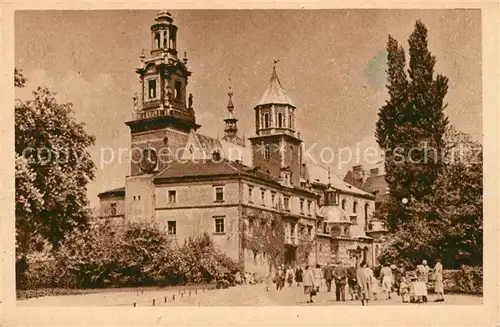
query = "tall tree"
(375, 20, 450, 230)
(15, 73, 96, 254)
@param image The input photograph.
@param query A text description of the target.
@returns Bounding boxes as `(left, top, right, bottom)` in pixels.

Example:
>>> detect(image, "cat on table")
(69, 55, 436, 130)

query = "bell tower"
(126, 11, 200, 176)
(249, 61, 302, 187)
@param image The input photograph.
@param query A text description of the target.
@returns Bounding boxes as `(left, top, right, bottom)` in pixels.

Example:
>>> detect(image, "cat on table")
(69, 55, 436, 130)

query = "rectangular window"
(248, 186, 254, 203)
(168, 190, 176, 204)
(283, 196, 290, 211)
(307, 225, 313, 239)
(214, 217, 225, 233)
(214, 186, 224, 202)
(148, 79, 157, 99)
(167, 221, 176, 235)
(261, 190, 266, 206)
(300, 199, 304, 214)
(271, 192, 276, 208)
(307, 200, 312, 215)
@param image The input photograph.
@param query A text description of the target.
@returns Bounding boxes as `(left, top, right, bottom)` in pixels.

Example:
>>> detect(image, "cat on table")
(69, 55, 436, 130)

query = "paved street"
(18, 283, 482, 307)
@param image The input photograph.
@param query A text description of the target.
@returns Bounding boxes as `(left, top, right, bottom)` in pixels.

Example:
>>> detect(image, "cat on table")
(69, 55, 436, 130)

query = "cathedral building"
(98, 11, 386, 274)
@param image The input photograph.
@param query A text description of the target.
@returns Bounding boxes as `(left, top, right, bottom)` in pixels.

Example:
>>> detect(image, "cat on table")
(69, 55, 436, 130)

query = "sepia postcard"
(1, 1, 498, 326)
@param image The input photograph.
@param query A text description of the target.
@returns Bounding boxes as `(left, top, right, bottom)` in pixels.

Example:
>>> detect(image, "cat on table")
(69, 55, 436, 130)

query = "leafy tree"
(242, 211, 285, 273)
(15, 85, 96, 252)
(378, 126, 482, 268)
(376, 20, 449, 230)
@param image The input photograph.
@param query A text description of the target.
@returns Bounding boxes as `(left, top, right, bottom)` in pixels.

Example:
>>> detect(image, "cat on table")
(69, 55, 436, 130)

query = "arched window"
(175, 80, 182, 100)
(163, 31, 168, 48)
(278, 113, 282, 128)
(264, 113, 269, 128)
(341, 199, 346, 210)
(289, 113, 293, 129)
(353, 201, 358, 214)
(155, 33, 161, 49)
(364, 203, 369, 229)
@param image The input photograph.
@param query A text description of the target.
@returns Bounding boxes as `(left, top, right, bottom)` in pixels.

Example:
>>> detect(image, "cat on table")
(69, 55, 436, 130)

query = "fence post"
(173, 295, 175, 300)
(153, 299, 155, 306)
(133, 302, 136, 307)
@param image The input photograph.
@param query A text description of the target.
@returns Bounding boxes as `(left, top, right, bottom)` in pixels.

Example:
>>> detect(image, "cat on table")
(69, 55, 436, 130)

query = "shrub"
(22, 221, 239, 291)
(443, 265, 482, 294)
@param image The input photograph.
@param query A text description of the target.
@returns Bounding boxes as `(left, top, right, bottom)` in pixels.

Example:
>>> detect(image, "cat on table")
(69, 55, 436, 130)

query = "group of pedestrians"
(263, 258, 445, 305)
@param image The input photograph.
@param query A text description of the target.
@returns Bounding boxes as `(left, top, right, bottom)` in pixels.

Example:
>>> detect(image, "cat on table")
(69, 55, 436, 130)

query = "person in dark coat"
(333, 260, 348, 301)
(323, 263, 334, 292)
(295, 266, 303, 286)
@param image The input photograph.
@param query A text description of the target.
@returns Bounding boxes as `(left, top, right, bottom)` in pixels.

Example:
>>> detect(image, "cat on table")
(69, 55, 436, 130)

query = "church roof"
(154, 158, 279, 183)
(98, 186, 125, 198)
(255, 66, 295, 108)
(305, 162, 373, 198)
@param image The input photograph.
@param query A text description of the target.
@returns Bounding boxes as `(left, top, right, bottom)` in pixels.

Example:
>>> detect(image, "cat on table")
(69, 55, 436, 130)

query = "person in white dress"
(432, 259, 445, 302)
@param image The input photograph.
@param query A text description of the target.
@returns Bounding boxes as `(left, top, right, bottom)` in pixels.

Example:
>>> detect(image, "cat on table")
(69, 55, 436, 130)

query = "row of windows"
(145, 78, 183, 101)
(260, 112, 294, 130)
(166, 186, 225, 205)
(166, 217, 225, 236)
(247, 185, 315, 216)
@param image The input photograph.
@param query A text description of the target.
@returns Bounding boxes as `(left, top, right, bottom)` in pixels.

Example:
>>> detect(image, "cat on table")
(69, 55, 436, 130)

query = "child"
(399, 276, 410, 303)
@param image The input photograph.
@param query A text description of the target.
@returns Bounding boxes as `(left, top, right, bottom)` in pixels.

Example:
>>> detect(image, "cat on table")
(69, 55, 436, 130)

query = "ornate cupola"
(125, 11, 200, 177)
(221, 86, 245, 146)
(127, 11, 199, 133)
(249, 60, 303, 187)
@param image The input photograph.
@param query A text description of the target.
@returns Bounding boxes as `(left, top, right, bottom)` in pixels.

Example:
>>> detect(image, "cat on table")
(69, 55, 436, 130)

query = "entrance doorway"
(284, 245, 296, 267)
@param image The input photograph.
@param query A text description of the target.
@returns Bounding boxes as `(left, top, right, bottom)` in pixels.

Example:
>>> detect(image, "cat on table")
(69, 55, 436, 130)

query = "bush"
(22, 220, 239, 291)
(443, 265, 482, 294)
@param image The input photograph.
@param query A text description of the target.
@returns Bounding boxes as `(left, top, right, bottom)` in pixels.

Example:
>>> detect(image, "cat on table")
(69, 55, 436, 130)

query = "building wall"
(155, 179, 240, 208)
(338, 192, 375, 237)
(99, 195, 125, 218)
(125, 174, 156, 222)
(154, 179, 241, 261)
(156, 206, 241, 261)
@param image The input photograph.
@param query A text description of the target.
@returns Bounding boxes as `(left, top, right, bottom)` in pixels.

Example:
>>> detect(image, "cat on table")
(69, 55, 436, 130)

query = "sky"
(15, 9, 482, 208)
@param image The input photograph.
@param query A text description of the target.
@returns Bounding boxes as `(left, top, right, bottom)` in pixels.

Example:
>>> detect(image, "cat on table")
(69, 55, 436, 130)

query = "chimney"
(370, 167, 379, 177)
(352, 165, 363, 181)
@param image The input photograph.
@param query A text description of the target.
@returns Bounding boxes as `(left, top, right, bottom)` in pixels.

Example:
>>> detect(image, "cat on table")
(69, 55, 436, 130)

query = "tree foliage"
(15, 83, 96, 252)
(378, 126, 482, 268)
(242, 211, 285, 272)
(375, 22, 481, 268)
(22, 221, 238, 290)
(376, 20, 449, 230)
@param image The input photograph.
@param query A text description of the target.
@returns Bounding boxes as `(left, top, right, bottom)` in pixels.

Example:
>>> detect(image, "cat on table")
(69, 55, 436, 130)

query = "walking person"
(275, 266, 284, 291)
(432, 259, 445, 302)
(313, 264, 323, 293)
(295, 266, 303, 287)
(356, 261, 371, 306)
(286, 266, 294, 287)
(366, 265, 378, 300)
(323, 262, 334, 292)
(380, 263, 393, 299)
(333, 260, 347, 301)
(303, 265, 316, 303)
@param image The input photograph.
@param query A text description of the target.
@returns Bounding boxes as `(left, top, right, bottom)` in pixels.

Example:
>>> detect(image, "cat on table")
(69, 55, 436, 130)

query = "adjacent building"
(98, 11, 385, 275)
